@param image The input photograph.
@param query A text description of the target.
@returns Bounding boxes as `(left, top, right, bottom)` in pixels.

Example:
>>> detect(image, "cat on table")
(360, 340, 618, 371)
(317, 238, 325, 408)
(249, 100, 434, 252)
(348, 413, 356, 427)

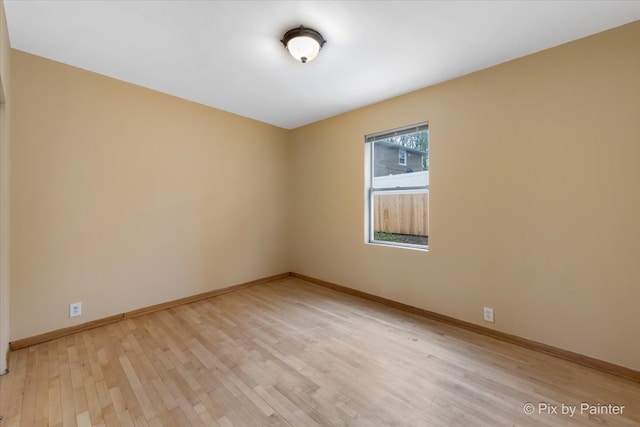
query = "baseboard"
(124, 272, 291, 319)
(9, 272, 291, 351)
(290, 272, 640, 384)
(9, 314, 124, 351)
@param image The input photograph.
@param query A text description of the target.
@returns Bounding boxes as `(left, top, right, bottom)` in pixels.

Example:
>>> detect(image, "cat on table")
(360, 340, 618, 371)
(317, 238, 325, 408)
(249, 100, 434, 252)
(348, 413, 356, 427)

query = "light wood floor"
(1, 277, 639, 426)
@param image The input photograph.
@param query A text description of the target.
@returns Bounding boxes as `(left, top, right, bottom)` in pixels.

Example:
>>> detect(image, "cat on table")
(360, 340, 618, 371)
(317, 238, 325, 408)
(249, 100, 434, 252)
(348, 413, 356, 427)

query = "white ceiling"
(4, 1, 640, 129)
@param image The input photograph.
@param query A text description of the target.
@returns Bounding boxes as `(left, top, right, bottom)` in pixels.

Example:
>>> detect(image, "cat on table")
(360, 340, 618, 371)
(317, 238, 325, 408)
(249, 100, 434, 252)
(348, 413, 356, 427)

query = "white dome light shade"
(281, 26, 326, 63)
(287, 36, 321, 63)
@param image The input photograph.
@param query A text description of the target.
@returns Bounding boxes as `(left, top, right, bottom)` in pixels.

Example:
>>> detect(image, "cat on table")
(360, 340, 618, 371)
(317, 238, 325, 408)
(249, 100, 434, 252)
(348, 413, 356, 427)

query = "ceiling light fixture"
(281, 26, 326, 63)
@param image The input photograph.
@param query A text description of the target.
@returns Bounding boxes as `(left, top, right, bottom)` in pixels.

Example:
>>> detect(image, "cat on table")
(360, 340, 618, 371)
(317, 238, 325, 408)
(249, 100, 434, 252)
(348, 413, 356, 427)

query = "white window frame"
(364, 122, 429, 251)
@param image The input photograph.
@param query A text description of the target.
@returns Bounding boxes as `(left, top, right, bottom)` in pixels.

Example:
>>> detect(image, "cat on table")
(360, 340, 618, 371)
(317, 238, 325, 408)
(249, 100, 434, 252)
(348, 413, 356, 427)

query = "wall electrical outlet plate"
(70, 302, 82, 318)
(483, 307, 494, 323)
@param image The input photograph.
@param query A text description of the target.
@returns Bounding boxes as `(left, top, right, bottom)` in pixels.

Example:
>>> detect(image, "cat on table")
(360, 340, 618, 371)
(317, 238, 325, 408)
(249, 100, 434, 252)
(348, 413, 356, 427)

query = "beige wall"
(10, 50, 290, 340)
(289, 21, 640, 371)
(0, 0, 11, 373)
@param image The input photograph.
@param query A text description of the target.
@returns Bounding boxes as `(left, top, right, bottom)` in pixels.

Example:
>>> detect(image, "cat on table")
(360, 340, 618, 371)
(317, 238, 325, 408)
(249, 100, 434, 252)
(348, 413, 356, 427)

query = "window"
(365, 123, 429, 249)
(398, 149, 407, 166)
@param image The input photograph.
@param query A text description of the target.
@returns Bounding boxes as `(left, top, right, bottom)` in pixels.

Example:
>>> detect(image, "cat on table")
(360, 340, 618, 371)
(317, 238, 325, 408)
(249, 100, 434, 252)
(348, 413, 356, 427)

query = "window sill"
(366, 240, 429, 252)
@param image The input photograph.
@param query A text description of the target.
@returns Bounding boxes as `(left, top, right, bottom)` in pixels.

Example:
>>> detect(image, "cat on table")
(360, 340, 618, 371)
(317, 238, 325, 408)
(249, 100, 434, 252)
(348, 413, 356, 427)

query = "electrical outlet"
(483, 307, 494, 323)
(70, 302, 82, 318)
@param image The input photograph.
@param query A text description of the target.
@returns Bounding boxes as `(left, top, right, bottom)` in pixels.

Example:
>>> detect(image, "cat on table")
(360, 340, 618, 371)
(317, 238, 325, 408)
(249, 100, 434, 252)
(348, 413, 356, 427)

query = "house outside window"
(365, 123, 429, 249)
